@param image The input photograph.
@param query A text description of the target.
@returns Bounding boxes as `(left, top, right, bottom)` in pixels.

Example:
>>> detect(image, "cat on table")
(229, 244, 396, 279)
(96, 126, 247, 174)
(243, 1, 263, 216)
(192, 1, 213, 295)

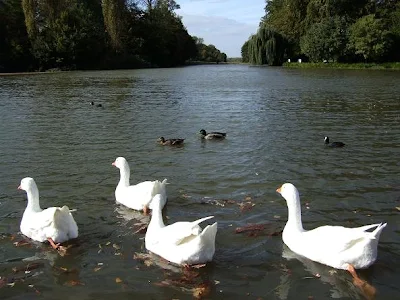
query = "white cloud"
(180, 14, 257, 57)
(177, 0, 265, 57)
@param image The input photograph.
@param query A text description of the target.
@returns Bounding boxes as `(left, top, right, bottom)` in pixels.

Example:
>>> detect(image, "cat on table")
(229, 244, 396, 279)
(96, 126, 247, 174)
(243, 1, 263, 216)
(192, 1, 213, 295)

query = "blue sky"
(176, 0, 266, 57)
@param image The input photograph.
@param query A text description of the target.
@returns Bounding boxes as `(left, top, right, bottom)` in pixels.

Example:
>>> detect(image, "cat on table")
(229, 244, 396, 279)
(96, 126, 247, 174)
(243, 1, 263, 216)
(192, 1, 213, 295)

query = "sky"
(176, 0, 266, 58)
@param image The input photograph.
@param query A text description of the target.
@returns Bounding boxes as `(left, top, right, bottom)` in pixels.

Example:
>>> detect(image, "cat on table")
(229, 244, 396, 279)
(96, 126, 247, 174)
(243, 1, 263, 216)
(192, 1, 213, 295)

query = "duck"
(18, 177, 78, 250)
(157, 137, 185, 146)
(324, 136, 345, 147)
(112, 157, 168, 214)
(90, 101, 103, 108)
(276, 183, 386, 281)
(145, 194, 218, 266)
(199, 129, 226, 140)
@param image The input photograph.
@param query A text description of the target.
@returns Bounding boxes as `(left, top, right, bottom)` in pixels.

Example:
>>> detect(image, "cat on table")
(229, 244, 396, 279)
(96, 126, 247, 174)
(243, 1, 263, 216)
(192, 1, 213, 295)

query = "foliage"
(192, 36, 227, 63)
(0, 0, 33, 71)
(0, 0, 225, 72)
(349, 14, 393, 62)
(246, 25, 288, 66)
(102, 0, 127, 50)
(241, 40, 249, 63)
(242, 0, 400, 64)
(300, 16, 349, 62)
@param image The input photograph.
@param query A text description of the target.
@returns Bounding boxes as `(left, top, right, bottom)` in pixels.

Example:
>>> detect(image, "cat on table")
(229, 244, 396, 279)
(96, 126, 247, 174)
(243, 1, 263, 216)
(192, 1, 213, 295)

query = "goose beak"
(17, 185, 22, 190)
(276, 186, 282, 194)
(112, 162, 116, 166)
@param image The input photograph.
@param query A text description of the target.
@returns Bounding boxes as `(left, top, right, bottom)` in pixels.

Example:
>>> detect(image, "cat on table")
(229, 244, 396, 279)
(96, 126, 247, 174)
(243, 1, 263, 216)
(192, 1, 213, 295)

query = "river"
(0, 65, 399, 299)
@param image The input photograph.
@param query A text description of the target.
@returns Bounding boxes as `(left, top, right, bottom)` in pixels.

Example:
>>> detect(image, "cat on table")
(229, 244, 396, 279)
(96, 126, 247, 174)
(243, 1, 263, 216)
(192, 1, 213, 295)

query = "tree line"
(241, 0, 400, 65)
(0, 0, 226, 72)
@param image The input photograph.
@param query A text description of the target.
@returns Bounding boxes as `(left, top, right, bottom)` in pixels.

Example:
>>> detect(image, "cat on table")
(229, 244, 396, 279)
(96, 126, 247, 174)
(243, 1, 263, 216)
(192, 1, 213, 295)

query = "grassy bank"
(283, 62, 400, 70)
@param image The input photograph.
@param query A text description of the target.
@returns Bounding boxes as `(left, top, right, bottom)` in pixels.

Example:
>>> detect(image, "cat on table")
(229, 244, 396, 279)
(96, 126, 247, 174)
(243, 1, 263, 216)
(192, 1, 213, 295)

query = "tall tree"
(102, 0, 127, 50)
(349, 14, 393, 62)
(247, 25, 288, 66)
(301, 16, 349, 62)
(0, 0, 32, 71)
(21, 0, 37, 39)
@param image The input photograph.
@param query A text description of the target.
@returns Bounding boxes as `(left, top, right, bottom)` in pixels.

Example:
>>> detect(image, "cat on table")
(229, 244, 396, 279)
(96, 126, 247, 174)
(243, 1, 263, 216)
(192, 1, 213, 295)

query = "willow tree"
(102, 0, 126, 50)
(247, 25, 288, 66)
(21, 0, 37, 39)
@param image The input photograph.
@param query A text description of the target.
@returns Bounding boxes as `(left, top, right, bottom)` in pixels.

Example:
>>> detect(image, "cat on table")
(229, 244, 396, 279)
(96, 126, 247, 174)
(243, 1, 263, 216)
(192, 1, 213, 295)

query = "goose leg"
(47, 238, 60, 249)
(347, 264, 376, 300)
(143, 205, 149, 215)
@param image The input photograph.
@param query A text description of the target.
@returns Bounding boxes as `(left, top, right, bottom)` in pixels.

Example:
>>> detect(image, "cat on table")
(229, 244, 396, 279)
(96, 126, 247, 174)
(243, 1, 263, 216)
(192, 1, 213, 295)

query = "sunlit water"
(0, 65, 400, 299)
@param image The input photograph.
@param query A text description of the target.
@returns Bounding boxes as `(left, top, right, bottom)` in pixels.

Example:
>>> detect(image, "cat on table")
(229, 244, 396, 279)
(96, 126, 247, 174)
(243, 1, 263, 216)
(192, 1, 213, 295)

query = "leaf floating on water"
(396, 207, 400, 211)
(112, 243, 120, 250)
(245, 196, 252, 201)
(235, 223, 266, 233)
(115, 277, 123, 284)
(12, 262, 44, 273)
(189, 263, 206, 269)
(94, 267, 102, 272)
(7, 282, 15, 287)
(105, 241, 111, 246)
(192, 282, 212, 299)
(239, 201, 255, 212)
(235, 223, 282, 237)
(13, 240, 30, 247)
(64, 280, 85, 286)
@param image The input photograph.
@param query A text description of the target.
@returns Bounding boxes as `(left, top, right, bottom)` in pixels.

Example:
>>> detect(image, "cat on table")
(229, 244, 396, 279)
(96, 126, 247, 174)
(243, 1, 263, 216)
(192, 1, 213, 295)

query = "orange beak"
(17, 185, 22, 190)
(276, 186, 282, 194)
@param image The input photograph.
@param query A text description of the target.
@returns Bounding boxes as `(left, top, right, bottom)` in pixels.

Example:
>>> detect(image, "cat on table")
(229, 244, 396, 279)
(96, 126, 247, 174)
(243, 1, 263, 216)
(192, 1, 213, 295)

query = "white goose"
(145, 194, 218, 266)
(276, 183, 386, 280)
(112, 157, 168, 214)
(18, 177, 78, 249)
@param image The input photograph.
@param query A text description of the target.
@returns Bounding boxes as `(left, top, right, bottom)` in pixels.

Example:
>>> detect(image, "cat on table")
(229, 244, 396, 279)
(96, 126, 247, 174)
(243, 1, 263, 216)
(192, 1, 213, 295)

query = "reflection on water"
(0, 65, 400, 299)
(280, 245, 374, 299)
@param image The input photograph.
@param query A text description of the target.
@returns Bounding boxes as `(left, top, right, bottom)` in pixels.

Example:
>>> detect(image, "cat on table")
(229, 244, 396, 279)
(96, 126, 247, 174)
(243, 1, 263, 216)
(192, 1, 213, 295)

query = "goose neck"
(286, 197, 304, 232)
(118, 165, 130, 187)
(25, 187, 42, 212)
(148, 207, 165, 230)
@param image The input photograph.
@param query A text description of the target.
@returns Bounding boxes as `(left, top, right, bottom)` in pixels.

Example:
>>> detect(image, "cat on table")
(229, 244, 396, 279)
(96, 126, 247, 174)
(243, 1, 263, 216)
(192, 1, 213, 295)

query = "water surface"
(0, 65, 400, 299)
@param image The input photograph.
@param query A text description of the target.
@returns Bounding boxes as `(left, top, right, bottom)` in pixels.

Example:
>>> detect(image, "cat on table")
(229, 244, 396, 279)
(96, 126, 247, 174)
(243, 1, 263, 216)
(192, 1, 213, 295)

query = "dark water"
(0, 65, 399, 299)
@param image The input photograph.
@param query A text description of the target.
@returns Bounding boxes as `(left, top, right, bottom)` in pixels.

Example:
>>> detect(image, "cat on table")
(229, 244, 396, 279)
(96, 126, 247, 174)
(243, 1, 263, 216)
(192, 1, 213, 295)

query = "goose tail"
(153, 179, 168, 196)
(191, 216, 214, 228)
(369, 222, 387, 240)
(199, 222, 218, 252)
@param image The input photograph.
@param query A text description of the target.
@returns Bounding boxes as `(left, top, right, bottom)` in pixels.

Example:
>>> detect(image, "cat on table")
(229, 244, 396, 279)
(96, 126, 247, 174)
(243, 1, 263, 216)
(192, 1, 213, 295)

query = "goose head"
(158, 137, 166, 143)
(18, 177, 41, 211)
(199, 129, 207, 136)
(276, 183, 301, 206)
(112, 157, 128, 169)
(324, 136, 330, 144)
(18, 177, 37, 192)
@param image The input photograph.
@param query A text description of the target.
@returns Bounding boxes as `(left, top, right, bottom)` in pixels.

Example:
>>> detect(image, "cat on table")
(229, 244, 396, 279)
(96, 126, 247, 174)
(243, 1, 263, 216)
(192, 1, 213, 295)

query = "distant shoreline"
(283, 62, 400, 70)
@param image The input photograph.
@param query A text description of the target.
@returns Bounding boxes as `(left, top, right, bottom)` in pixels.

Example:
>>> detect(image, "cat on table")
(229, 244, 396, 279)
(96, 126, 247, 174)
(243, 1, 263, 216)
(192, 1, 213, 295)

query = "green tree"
(0, 0, 33, 71)
(247, 25, 288, 66)
(102, 0, 127, 50)
(241, 40, 249, 62)
(349, 14, 393, 62)
(264, 0, 309, 56)
(301, 16, 349, 62)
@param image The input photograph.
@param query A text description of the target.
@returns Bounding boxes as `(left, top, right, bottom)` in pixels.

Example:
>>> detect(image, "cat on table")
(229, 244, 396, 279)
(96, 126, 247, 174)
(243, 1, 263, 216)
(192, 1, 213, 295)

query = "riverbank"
(283, 62, 400, 70)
